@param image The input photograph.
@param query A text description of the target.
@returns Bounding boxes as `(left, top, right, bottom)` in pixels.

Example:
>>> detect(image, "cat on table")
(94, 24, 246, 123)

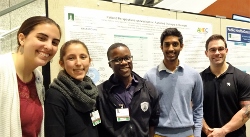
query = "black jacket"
(45, 88, 99, 137)
(97, 72, 160, 137)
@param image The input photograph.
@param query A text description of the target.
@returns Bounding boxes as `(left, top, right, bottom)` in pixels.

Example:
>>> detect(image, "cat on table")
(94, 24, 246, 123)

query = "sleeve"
(146, 81, 160, 127)
(192, 73, 204, 136)
(237, 72, 250, 101)
(44, 89, 67, 137)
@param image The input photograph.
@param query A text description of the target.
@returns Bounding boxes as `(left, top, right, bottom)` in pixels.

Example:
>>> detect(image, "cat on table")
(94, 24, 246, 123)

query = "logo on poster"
(197, 28, 208, 34)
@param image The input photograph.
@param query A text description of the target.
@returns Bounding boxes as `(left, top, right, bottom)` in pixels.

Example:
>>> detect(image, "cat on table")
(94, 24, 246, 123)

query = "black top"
(200, 63, 250, 137)
(97, 71, 160, 137)
(45, 88, 99, 137)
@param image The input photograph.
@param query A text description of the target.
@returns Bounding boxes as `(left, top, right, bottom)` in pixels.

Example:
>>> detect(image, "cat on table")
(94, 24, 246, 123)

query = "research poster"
(226, 27, 250, 73)
(64, 6, 212, 84)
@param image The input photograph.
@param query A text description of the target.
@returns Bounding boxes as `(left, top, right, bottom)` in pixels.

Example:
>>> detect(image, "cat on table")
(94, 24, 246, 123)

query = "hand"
(205, 127, 213, 136)
(207, 128, 227, 137)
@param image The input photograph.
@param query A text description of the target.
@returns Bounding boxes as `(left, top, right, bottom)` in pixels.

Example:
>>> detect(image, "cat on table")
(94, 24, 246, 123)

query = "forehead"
(163, 36, 179, 42)
(110, 46, 131, 57)
(208, 39, 225, 48)
(30, 23, 60, 39)
(65, 43, 88, 54)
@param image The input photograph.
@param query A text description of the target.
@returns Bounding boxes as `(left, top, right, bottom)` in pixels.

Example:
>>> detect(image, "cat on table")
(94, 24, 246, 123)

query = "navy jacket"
(97, 72, 160, 137)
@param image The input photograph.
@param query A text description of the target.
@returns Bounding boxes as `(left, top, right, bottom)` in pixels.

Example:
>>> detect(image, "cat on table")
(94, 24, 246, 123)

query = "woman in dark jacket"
(45, 40, 99, 137)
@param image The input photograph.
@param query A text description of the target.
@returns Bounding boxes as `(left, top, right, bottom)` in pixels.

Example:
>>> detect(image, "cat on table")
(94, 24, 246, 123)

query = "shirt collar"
(205, 62, 233, 74)
(112, 74, 138, 85)
(158, 60, 184, 73)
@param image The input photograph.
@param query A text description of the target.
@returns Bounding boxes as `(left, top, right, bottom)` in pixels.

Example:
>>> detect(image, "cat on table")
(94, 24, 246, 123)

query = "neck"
(115, 75, 133, 88)
(210, 62, 229, 77)
(163, 59, 179, 71)
(12, 53, 35, 83)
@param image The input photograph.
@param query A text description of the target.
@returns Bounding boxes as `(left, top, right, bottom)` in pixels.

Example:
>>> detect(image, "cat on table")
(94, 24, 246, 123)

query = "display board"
(223, 20, 250, 73)
(48, 0, 120, 80)
(64, 6, 212, 84)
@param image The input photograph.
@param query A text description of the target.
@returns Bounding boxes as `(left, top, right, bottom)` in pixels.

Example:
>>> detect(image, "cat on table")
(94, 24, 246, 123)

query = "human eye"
(67, 56, 75, 60)
(164, 42, 170, 47)
(209, 48, 216, 52)
(80, 55, 87, 59)
(124, 56, 130, 61)
(52, 40, 60, 46)
(173, 42, 179, 47)
(218, 47, 225, 51)
(37, 35, 47, 41)
(116, 58, 122, 63)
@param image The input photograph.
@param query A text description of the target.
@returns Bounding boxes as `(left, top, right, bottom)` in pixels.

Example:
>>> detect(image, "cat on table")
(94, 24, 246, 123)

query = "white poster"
(64, 7, 212, 84)
(226, 27, 250, 73)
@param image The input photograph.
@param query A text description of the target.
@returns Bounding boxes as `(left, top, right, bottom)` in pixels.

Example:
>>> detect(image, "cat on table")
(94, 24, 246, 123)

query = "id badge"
(116, 108, 130, 122)
(90, 110, 101, 126)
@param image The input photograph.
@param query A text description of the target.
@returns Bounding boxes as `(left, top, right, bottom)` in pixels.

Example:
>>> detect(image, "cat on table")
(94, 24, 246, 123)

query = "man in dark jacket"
(97, 43, 160, 137)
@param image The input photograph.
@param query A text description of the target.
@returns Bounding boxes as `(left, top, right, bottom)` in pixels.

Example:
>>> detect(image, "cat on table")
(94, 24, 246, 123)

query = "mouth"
(74, 69, 84, 72)
(166, 53, 176, 58)
(120, 67, 130, 72)
(38, 51, 50, 58)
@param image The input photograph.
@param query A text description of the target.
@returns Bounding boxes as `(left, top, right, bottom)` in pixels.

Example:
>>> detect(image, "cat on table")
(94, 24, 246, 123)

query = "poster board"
(48, 0, 120, 80)
(220, 19, 250, 73)
(63, 6, 212, 84)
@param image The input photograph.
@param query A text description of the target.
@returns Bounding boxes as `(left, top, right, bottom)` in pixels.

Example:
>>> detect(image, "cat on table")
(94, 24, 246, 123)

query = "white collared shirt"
(158, 60, 184, 74)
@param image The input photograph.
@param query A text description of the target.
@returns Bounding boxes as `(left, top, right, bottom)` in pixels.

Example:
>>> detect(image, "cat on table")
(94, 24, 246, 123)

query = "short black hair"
(107, 43, 129, 60)
(205, 34, 227, 50)
(160, 28, 183, 46)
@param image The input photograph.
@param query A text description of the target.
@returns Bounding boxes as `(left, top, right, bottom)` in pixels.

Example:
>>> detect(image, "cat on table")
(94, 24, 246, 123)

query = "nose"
(75, 58, 81, 65)
(44, 41, 53, 50)
(168, 45, 174, 50)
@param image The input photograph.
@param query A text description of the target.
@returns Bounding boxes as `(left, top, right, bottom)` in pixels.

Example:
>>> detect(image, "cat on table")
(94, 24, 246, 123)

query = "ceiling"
(154, 0, 250, 19)
(155, 0, 216, 13)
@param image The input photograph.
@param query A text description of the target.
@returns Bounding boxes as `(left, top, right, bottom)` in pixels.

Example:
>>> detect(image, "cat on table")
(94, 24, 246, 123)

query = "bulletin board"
(221, 19, 250, 73)
(47, 0, 249, 82)
(48, 0, 120, 80)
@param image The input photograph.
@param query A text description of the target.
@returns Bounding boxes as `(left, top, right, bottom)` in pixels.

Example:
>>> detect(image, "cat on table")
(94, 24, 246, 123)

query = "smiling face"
(18, 23, 60, 67)
(205, 39, 228, 67)
(108, 46, 133, 80)
(59, 43, 91, 81)
(161, 36, 183, 63)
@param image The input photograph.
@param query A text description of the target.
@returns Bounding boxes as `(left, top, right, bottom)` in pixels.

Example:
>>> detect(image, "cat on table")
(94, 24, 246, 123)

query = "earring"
(19, 46, 24, 54)
(50, 59, 53, 63)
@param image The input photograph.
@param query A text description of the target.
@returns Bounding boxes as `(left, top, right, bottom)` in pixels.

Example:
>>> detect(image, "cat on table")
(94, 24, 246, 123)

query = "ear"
(108, 62, 111, 68)
(160, 45, 163, 50)
(59, 60, 64, 69)
(205, 50, 208, 57)
(180, 44, 184, 50)
(18, 33, 25, 46)
(225, 48, 228, 54)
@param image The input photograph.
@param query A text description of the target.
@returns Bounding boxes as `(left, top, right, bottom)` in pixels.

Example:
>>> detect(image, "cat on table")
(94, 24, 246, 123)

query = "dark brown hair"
(17, 16, 61, 50)
(107, 43, 129, 60)
(160, 28, 183, 46)
(205, 34, 227, 50)
(59, 39, 90, 62)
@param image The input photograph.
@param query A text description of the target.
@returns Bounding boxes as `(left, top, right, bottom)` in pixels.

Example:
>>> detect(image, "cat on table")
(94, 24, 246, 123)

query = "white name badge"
(116, 108, 130, 122)
(90, 110, 101, 126)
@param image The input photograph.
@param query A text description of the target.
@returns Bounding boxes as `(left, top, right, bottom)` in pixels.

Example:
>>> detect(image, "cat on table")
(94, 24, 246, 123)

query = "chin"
(36, 61, 49, 67)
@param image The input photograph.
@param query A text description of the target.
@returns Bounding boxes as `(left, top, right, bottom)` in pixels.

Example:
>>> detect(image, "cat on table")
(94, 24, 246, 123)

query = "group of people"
(0, 16, 250, 137)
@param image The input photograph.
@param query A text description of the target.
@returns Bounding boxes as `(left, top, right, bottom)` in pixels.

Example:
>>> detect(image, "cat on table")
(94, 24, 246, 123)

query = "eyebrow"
(37, 33, 60, 42)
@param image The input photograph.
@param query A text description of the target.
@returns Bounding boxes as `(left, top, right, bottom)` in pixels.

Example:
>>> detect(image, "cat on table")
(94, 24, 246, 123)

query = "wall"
(0, 0, 45, 54)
